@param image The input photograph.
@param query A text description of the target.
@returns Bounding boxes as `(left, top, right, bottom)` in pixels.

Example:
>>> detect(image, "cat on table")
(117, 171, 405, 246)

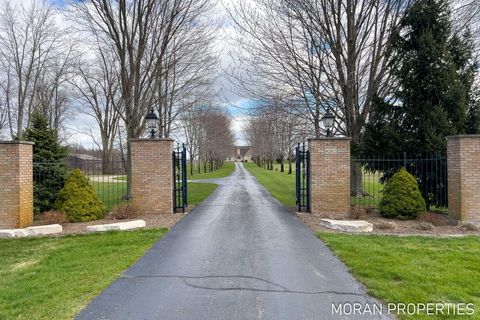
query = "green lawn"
(0, 228, 167, 320)
(351, 174, 384, 207)
(92, 181, 128, 211)
(246, 162, 387, 209)
(318, 232, 480, 319)
(187, 183, 217, 205)
(188, 162, 235, 180)
(270, 162, 296, 173)
(244, 162, 296, 207)
(93, 182, 217, 211)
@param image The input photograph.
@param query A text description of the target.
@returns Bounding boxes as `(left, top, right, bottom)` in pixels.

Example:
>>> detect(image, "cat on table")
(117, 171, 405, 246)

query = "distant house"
(67, 154, 103, 175)
(230, 146, 252, 162)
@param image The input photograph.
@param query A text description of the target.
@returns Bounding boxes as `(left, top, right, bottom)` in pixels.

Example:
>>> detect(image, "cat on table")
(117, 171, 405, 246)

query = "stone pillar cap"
(307, 137, 352, 141)
(129, 138, 174, 142)
(446, 135, 480, 140)
(0, 140, 34, 145)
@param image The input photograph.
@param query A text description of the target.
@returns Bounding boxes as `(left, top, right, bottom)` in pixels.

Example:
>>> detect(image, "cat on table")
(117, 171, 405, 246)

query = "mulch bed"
(296, 208, 480, 236)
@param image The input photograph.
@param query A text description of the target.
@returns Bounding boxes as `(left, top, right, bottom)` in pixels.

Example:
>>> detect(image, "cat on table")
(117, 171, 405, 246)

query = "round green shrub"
(379, 168, 426, 219)
(54, 169, 106, 222)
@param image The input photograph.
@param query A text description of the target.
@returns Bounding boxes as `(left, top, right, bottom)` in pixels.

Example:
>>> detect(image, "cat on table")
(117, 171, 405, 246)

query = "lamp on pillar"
(321, 108, 335, 137)
(145, 109, 159, 138)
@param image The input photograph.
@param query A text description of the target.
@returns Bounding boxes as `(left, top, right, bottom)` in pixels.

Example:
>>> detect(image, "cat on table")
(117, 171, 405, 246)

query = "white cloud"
(230, 114, 250, 145)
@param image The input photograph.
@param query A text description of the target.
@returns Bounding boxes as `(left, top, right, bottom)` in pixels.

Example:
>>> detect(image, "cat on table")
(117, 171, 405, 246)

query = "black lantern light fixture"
(321, 108, 335, 137)
(145, 108, 159, 138)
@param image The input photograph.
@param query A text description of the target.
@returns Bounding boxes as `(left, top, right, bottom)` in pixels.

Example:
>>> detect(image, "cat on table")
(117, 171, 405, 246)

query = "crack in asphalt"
(119, 275, 367, 297)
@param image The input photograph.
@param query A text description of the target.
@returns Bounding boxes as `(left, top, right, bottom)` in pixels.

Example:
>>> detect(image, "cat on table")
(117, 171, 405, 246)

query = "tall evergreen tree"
(466, 87, 480, 134)
(24, 112, 69, 213)
(360, 0, 479, 210)
(362, 0, 479, 156)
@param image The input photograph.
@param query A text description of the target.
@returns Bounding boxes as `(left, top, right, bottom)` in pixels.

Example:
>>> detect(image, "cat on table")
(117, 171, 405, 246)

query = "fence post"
(130, 139, 174, 215)
(0, 141, 33, 228)
(447, 135, 480, 226)
(308, 137, 351, 215)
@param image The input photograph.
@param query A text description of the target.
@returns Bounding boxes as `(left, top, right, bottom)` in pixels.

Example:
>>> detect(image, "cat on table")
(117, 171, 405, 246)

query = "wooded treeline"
(246, 99, 307, 173)
(182, 105, 234, 175)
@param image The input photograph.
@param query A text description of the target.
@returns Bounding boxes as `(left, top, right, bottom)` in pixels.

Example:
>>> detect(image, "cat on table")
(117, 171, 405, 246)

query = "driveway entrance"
(77, 163, 389, 320)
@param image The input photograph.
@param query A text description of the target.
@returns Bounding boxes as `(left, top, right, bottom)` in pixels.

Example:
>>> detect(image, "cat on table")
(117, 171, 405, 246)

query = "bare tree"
(71, 0, 219, 196)
(182, 104, 234, 174)
(33, 42, 77, 132)
(228, 1, 326, 137)
(153, 0, 220, 138)
(453, 0, 480, 31)
(198, 106, 234, 171)
(246, 113, 277, 170)
(246, 99, 307, 173)
(72, 47, 122, 174)
(0, 100, 7, 137)
(229, 0, 411, 195)
(0, 0, 70, 139)
(182, 105, 203, 175)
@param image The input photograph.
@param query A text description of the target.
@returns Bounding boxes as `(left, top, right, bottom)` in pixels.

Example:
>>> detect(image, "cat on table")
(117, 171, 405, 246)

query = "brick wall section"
(131, 139, 173, 215)
(447, 135, 480, 225)
(308, 138, 351, 215)
(0, 141, 33, 228)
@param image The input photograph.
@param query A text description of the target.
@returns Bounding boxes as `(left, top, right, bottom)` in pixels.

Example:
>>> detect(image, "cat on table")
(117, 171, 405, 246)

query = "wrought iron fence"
(295, 143, 310, 212)
(173, 144, 187, 213)
(33, 159, 128, 214)
(351, 154, 448, 213)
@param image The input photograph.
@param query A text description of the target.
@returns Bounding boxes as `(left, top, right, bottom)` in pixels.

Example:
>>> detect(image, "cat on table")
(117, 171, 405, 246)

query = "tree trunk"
(101, 136, 113, 175)
(350, 127, 364, 197)
(350, 161, 363, 197)
(102, 150, 112, 175)
(126, 139, 132, 199)
(190, 157, 194, 176)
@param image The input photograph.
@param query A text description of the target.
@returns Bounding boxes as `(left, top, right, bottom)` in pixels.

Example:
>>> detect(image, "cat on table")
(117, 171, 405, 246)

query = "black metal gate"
(173, 143, 187, 212)
(295, 143, 310, 212)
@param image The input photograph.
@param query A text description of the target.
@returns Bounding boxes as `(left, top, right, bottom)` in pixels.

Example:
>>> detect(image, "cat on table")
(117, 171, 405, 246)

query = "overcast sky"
(49, 0, 251, 147)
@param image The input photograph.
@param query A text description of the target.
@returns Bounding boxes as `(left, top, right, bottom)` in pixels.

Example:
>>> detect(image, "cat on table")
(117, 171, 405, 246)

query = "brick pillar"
(447, 135, 480, 225)
(0, 141, 33, 228)
(308, 137, 351, 215)
(130, 139, 173, 215)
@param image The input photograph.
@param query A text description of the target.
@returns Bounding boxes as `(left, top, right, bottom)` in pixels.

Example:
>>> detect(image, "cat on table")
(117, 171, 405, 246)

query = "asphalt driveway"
(77, 163, 389, 320)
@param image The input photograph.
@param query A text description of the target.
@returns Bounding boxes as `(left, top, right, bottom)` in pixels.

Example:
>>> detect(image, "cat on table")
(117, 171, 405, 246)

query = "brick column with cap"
(308, 137, 351, 215)
(447, 135, 480, 226)
(130, 139, 174, 215)
(0, 141, 33, 228)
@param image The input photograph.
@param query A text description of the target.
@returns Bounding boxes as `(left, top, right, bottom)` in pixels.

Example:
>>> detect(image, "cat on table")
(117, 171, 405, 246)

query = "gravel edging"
(296, 211, 480, 237)
(31, 211, 191, 236)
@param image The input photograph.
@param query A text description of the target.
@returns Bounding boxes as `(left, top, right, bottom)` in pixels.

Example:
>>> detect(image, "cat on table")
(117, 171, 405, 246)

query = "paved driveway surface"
(77, 163, 389, 320)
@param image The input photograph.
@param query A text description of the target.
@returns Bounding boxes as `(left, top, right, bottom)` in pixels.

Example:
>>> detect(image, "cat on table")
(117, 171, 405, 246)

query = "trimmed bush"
(38, 210, 68, 225)
(55, 169, 106, 222)
(379, 168, 426, 219)
(108, 203, 140, 220)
